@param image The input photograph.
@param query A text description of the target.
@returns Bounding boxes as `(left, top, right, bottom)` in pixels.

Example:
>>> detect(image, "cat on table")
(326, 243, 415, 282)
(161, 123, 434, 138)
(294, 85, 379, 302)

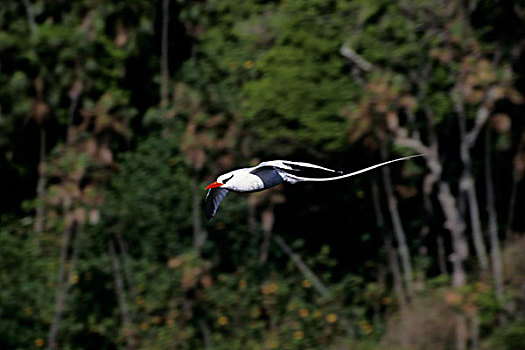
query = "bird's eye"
(222, 174, 234, 183)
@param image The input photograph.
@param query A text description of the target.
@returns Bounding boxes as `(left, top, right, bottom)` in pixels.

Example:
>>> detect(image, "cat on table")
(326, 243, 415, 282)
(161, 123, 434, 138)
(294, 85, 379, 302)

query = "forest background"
(1, 0, 525, 349)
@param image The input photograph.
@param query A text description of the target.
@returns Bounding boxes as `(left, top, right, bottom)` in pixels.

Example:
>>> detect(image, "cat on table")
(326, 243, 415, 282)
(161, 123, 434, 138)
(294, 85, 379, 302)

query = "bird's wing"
(249, 167, 284, 189)
(255, 160, 342, 174)
(279, 155, 422, 183)
(205, 188, 229, 220)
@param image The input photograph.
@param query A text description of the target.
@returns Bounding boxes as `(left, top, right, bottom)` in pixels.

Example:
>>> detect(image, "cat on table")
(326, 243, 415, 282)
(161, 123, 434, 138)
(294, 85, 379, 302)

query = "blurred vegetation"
(1, 0, 525, 349)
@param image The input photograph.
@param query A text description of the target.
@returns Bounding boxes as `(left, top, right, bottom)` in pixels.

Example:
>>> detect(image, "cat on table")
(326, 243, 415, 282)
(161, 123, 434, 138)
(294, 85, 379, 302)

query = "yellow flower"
(140, 322, 149, 331)
(69, 272, 79, 284)
(217, 316, 229, 326)
(359, 320, 373, 335)
(167, 257, 182, 269)
(35, 338, 44, 347)
(152, 316, 162, 324)
(168, 309, 180, 319)
(475, 282, 490, 292)
(298, 308, 309, 318)
(243, 60, 254, 69)
(326, 313, 338, 323)
(293, 330, 304, 340)
(165, 318, 175, 327)
(313, 310, 322, 319)
(381, 296, 392, 305)
(24, 307, 33, 316)
(239, 279, 247, 289)
(267, 339, 279, 349)
(261, 282, 279, 295)
(444, 291, 462, 306)
(302, 279, 312, 288)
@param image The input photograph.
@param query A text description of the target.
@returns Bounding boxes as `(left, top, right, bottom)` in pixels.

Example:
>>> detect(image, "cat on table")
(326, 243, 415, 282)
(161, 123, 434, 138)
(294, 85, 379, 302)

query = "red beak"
(205, 181, 224, 190)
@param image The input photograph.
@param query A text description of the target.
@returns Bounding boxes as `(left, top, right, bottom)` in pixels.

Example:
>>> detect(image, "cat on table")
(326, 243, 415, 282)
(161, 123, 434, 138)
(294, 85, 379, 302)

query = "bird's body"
(205, 155, 421, 220)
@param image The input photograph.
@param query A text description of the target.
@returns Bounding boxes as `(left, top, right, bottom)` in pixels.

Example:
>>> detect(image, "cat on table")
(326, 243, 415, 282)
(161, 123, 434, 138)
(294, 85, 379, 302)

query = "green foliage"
(0, 222, 52, 348)
(486, 319, 525, 350)
(107, 134, 194, 259)
(240, 0, 357, 153)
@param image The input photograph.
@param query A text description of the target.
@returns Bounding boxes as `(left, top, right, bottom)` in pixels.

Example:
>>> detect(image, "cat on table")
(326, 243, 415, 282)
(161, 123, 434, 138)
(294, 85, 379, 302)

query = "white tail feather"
(285, 155, 423, 183)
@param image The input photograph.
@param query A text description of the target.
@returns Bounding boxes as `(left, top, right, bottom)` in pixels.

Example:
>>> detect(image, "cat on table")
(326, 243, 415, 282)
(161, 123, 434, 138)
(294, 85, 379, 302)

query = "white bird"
(205, 155, 421, 220)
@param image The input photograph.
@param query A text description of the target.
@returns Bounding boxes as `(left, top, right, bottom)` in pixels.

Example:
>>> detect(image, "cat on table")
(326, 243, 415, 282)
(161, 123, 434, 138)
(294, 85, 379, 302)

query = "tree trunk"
(484, 125, 505, 322)
(385, 236, 407, 310)
(109, 240, 137, 349)
(34, 128, 47, 235)
(247, 194, 257, 236)
(470, 311, 480, 350)
(47, 86, 82, 349)
(160, 0, 170, 107)
(437, 235, 447, 276)
(47, 207, 75, 350)
(454, 91, 489, 271)
(115, 233, 137, 301)
(380, 144, 414, 297)
(20, 0, 37, 36)
(438, 182, 468, 287)
(258, 206, 275, 265)
(371, 181, 407, 310)
(192, 178, 207, 255)
(199, 320, 212, 350)
(396, 111, 469, 349)
(456, 314, 468, 350)
(395, 106, 469, 288)
(505, 131, 525, 242)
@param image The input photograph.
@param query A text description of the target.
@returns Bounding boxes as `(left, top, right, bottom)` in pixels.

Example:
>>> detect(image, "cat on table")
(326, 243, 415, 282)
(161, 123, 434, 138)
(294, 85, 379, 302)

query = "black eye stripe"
(222, 174, 234, 183)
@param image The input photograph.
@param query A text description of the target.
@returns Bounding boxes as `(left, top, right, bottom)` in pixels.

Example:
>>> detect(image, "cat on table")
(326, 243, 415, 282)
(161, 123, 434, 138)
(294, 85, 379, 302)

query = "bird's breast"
(227, 173, 265, 193)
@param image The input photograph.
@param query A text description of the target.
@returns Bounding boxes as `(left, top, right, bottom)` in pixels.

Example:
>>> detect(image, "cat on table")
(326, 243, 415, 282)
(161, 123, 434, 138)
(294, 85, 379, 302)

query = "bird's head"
(205, 172, 234, 190)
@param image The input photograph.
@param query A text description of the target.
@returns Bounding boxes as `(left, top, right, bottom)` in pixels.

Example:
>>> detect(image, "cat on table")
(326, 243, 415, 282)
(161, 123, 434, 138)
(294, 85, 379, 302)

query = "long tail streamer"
(285, 154, 423, 182)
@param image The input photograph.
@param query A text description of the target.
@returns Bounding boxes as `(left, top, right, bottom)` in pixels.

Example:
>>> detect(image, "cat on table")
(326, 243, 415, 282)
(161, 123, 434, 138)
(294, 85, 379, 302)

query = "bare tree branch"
(273, 234, 330, 297)
(371, 181, 407, 310)
(394, 134, 431, 156)
(380, 142, 414, 297)
(438, 182, 468, 287)
(192, 178, 207, 255)
(485, 124, 505, 322)
(505, 131, 525, 241)
(273, 234, 354, 337)
(47, 210, 75, 350)
(20, 0, 37, 36)
(339, 43, 373, 72)
(109, 239, 137, 349)
(160, 0, 170, 106)
(258, 206, 274, 265)
(453, 87, 490, 271)
(394, 119, 468, 289)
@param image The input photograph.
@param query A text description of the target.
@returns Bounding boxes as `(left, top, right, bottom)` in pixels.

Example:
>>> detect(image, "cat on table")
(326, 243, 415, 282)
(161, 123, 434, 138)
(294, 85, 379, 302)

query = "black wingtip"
(205, 188, 229, 222)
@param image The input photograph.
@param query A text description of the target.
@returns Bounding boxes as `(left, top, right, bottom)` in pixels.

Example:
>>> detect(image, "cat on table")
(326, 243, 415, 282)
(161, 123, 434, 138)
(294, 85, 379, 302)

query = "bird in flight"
(204, 155, 421, 220)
